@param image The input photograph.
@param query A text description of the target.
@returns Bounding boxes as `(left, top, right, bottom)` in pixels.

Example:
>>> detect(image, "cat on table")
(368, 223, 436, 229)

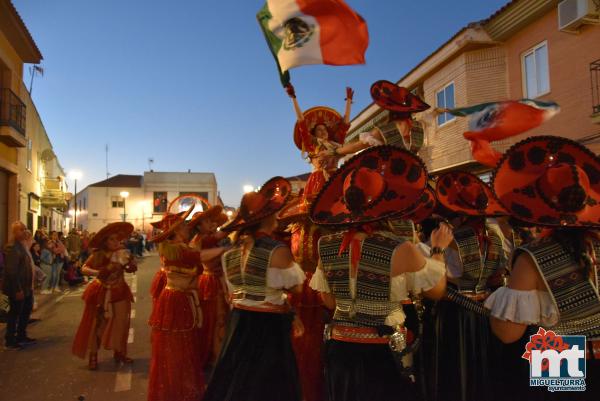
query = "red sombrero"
(310, 145, 428, 227)
(89, 222, 134, 249)
(150, 210, 189, 230)
(151, 206, 195, 243)
(214, 212, 229, 227)
(436, 171, 507, 217)
(221, 177, 292, 232)
(278, 196, 310, 226)
(492, 136, 600, 227)
(370, 80, 430, 114)
(188, 205, 224, 229)
(403, 186, 437, 223)
(293, 106, 346, 150)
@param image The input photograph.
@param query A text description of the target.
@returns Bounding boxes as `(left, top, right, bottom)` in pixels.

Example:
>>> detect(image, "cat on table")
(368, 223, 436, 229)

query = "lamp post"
(68, 170, 82, 230)
(120, 191, 129, 222)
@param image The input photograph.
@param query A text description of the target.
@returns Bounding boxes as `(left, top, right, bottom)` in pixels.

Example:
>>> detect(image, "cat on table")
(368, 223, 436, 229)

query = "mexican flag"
(257, 0, 369, 85)
(447, 99, 560, 167)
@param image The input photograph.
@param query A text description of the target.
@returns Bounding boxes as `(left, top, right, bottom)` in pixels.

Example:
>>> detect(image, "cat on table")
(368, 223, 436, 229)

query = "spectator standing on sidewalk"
(40, 241, 55, 294)
(50, 231, 67, 292)
(2, 221, 36, 350)
(66, 230, 82, 263)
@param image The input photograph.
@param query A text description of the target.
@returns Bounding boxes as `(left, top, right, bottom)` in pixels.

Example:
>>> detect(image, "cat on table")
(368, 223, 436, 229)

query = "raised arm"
(285, 84, 304, 121)
(343, 87, 354, 124)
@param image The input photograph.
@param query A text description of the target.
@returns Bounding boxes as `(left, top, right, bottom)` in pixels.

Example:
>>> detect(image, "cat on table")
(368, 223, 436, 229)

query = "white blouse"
(484, 287, 559, 327)
(310, 258, 445, 326)
(226, 262, 306, 308)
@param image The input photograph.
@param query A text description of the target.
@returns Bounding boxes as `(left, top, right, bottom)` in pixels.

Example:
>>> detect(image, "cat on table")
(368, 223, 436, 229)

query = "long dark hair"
(551, 228, 594, 274)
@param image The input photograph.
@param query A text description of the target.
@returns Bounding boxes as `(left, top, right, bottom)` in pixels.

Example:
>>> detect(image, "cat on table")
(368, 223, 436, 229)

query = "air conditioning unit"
(558, 0, 600, 32)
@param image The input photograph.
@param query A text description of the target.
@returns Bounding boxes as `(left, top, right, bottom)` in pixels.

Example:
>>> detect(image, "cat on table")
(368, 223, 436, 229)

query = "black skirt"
(425, 299, 500, 401)
(204, 308, 302, 401)
(325, 339, 418, 401)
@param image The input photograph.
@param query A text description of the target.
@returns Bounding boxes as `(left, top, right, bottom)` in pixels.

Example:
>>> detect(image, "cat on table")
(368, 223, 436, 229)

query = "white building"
(74, 171, 218, 233)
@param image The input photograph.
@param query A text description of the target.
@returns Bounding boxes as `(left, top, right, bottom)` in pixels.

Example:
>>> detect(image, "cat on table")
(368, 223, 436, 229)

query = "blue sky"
(14, 0, 508, 205)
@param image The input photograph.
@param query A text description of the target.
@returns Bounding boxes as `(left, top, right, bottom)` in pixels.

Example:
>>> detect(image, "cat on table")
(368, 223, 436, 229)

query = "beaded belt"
(329, 325, 390, 344)
(234, 303, 290, 314)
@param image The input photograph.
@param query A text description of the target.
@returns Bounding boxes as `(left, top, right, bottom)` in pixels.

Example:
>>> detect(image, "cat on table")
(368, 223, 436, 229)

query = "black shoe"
(4, 343, 22, 351)
(17, 337, 37, 345)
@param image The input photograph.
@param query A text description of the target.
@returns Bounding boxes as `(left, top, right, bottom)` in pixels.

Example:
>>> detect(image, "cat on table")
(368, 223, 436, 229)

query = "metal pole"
(73, 179, 77, 230)
(123, 197, 126, 222)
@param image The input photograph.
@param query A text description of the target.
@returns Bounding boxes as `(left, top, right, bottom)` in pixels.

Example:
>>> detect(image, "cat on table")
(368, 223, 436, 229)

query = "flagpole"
(29, 67, 36, 94)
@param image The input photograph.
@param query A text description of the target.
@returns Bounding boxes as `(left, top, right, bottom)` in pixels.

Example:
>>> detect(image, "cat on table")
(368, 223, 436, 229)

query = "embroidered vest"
(388, 218, 416, 243)
(377, 121, 425, 154)
(516, 237, 600, 339)
(222, 237, 284, 302)
(453, 224, 505, 293)
(319, 232, 404, 328)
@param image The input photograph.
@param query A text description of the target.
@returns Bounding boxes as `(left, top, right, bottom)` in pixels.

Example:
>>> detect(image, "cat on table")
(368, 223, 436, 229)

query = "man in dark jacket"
(3, 221, 35, 350)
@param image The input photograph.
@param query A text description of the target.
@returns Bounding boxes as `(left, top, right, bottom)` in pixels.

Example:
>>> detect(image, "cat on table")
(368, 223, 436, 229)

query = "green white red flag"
(447, 99, 560, 167)
(257, 0, 369, 85)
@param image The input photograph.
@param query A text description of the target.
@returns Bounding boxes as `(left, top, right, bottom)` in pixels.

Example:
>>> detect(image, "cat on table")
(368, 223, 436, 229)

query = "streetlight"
(68, 170, 82, 230)
(243, 184, 255, 194)
(120, 191, 129, 222)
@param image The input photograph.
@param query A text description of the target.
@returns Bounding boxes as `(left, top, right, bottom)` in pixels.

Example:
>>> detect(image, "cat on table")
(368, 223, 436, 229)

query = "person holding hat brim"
(316, 80, 430, 161)
(204, 177, 306, 401)
(308, 145, 453, 401)
(71, 222, 137, 370)
(147, 206, 228, 401)
(484, 136, 600, 400)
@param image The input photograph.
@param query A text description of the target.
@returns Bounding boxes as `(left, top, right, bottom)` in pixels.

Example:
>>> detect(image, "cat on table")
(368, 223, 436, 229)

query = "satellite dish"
(40, 149, 56, 162)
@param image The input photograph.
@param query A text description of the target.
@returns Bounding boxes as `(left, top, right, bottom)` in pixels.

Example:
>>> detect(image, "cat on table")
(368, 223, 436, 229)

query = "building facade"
(75, 171, 219, 233)
(1, 0, 67, 245)
(348, 0, 600, 177)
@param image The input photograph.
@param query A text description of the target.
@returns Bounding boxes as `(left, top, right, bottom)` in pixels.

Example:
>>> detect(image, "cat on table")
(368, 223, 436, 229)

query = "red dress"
(72, 249, 134, 359)
(147, 241, 204, 401)
(196, 235, 229, 368)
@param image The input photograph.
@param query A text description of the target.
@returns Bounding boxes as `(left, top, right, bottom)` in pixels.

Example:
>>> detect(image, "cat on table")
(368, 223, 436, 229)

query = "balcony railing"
(0, 88, 26, 136)
(592, 60, 600, 115)
(41, 177, 68, 209)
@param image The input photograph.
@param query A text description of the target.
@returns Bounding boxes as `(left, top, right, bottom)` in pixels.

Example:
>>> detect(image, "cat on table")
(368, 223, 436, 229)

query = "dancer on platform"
(204, 177, 306, 401)
(309, 145, 452, 401)
(72, 222, 137, 370)
(147, 207, 227, 401)
(485, 136, 600, 401)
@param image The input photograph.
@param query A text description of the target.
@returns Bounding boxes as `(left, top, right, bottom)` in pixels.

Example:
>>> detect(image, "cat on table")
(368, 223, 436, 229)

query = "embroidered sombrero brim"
(436, 171, 507, 217)
(151, 206, 195, 243)
(293, 106, 346, 150)
(221, 177, 292, 232)
(492, 136, 600, 227)
(150, 210, 188, 230)
(89, 222, 134, 249)
(278, 196, 309, 226)
(310, 145, 428, 227)
(188, 205, 223, 229)
(370, 80, 430, 113)
(403, 187, 437, 223)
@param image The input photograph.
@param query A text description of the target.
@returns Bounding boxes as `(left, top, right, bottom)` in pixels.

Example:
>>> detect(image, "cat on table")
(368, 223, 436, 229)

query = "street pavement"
(0, 253, 160, 401)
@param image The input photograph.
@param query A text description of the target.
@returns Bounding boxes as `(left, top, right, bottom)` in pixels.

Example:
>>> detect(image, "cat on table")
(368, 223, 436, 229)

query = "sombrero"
(150, 210, 189, 230)
(436, 171, 507, 217)
(491, 135, 600, 227)
(293, 106, 346, 151)
(310, 145, 428, 227)
(150, 206, 195, 243)
(188, 205, 224, 229)
(403, 186, 437, 223)
(89, 222, 134, 249)
(214, 212, 229, 227)
(370, 80, 430, 114)
(221, 177, 292, 232)
(278, 196, 310, 226)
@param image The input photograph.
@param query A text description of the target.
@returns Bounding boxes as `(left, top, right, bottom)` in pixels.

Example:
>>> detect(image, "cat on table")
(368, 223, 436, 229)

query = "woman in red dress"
(147, 207, 227, 401)
(188, 205, 230, 369)
(72, 222, 137, 370)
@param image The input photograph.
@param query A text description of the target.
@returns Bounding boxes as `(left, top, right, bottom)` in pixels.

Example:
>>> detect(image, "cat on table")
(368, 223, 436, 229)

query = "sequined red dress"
(147, 241, 204, 401)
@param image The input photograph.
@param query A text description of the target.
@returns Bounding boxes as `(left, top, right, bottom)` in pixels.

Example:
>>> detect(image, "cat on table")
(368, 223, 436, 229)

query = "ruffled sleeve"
(359, 131, 384, 147)
(484, 287, 559, 326)
(267, 262, 306, 290)
(309, 267, 331, 293)
(405, 258, 446, 294)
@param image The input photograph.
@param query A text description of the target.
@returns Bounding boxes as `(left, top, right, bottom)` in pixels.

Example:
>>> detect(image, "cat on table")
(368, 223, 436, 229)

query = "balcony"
(0, 88, 27, 147)
(41, 177, 68, 209)
(592, 60, 600, 125)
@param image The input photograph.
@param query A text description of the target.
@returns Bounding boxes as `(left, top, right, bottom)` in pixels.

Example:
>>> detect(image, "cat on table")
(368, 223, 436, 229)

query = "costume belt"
(233, 302, 290, 314)
(164, 265, 199, 275)
(327, 325, 391, 344)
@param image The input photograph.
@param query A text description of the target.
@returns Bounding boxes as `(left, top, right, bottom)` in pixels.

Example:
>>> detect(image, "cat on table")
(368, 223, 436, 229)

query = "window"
(83, 197, 87, 210)
(436, 83, 455, 126)
(522, 41, 550, 98)
(26, 139, 32, 171)
(111, 196, 124, 208)
(153, 192, 168, 213)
